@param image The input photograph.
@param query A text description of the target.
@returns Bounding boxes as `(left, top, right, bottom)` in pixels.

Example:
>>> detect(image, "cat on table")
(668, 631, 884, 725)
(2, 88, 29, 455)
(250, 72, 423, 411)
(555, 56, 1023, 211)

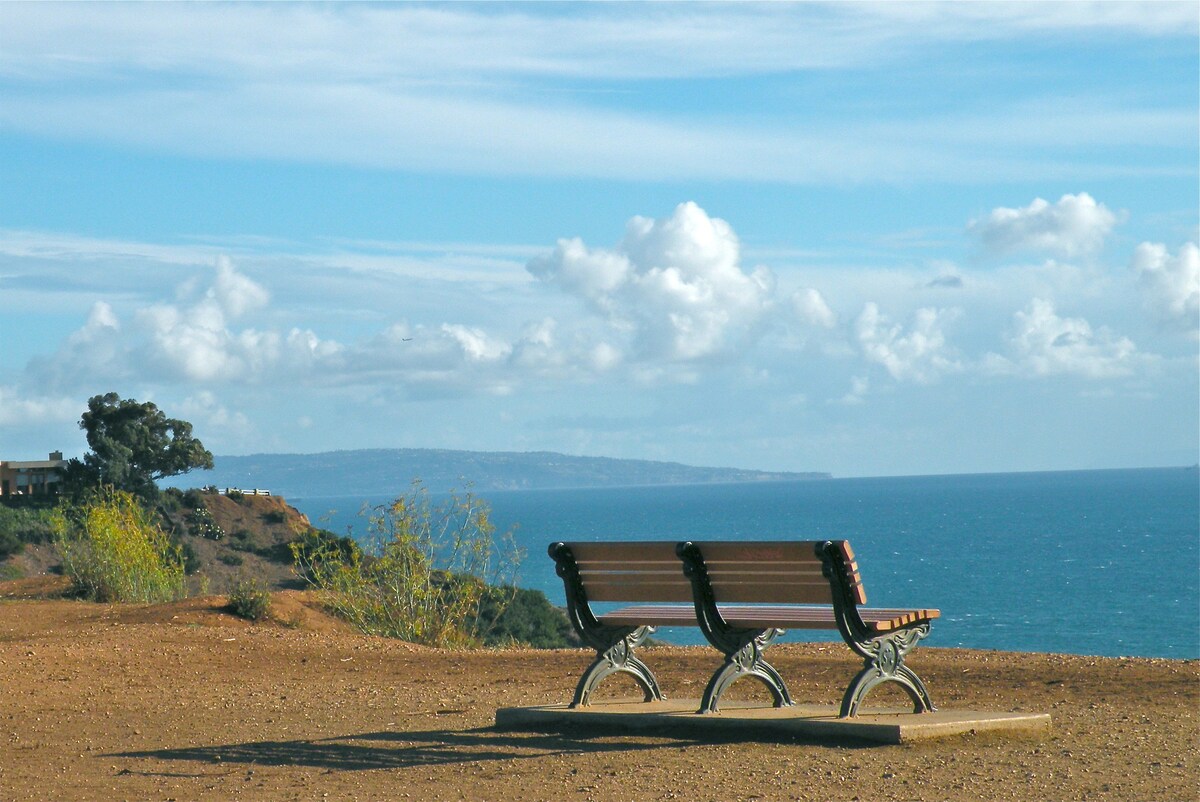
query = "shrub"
(51, 488, 187, 603)
(228, 577, 272, 621)
(159, 487, 184, 514)
(229, 529, 259, 552)
(290, 528, 361, 581)
(187, 506, 224, 540)
(0, 528, 22, 561)
(261, 509, 286, 524)
(219, 553, 244, 567)
(177, 538, 201, 574)
(0, 504, 56, 546)
(293, 482, 520, 648)
(474, 586, 574, 648)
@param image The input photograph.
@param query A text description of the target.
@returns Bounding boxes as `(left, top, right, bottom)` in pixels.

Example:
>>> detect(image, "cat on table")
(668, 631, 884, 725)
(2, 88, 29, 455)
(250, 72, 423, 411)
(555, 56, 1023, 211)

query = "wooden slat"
(561, 538, 883, 612)
(564, 541, 679, 562)
(598, 604, 696, 626)
(702, 565, 827, 581)
(829, 541, 867, 605)
(574, 558, 679, 568)
(576, 567, 684, 580)
(687, 540, 868, 605)
(690, 541, 825, 563)
(708, 579, 833, 605)
(581, 578, 694, 603)
(598, 603, 940, 632)
(862, 608, 940, 632)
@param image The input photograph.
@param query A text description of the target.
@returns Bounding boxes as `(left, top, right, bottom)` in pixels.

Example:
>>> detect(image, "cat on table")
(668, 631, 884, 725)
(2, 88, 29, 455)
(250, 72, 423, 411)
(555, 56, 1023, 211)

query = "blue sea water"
(292, 468, 1199, 659)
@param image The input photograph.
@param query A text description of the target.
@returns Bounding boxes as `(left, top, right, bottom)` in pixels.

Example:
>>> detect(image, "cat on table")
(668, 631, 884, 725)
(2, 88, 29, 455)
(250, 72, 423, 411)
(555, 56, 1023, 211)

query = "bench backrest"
(551, 539, 867, 606)
(681, 540, 867, 606)
(551, 541, 694, 603)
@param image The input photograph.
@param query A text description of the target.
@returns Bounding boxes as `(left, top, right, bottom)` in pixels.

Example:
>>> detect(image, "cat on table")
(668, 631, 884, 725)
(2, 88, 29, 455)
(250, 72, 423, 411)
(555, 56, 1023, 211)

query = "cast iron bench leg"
(839, 624, 936, 718)
(698, 629, 794, 714)
(572, 626, 663, 708)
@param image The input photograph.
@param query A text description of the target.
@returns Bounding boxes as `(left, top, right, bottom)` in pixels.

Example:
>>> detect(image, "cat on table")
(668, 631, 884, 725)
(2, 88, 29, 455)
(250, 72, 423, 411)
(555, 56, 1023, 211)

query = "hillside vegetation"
(1, 489, 574, 649)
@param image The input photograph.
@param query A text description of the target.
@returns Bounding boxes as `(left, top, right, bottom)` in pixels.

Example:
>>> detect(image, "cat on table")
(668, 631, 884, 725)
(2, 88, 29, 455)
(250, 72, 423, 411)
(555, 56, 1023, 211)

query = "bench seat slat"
(599, 604, 940, 633)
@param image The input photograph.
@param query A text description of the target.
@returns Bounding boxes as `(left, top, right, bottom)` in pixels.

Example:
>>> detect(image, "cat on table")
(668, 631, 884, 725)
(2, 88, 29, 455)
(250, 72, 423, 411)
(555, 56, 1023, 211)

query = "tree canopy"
(66, 393, 214, 500)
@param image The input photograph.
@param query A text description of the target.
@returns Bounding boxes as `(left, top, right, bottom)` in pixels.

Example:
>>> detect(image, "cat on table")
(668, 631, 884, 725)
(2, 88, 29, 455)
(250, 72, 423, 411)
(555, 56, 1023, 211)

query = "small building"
(0, 451, 67, 498)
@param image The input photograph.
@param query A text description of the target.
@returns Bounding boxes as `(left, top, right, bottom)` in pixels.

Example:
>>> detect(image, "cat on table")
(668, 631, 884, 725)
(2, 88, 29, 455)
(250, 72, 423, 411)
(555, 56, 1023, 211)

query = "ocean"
(291, 467, 1199, 660)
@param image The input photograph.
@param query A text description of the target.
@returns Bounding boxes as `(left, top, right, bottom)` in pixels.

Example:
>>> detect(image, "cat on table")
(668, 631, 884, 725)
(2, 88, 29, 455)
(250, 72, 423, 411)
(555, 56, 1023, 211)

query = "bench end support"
(839, 624, 936, 718)
(570, 626, 664, 708)
(697, 629, 795, 714)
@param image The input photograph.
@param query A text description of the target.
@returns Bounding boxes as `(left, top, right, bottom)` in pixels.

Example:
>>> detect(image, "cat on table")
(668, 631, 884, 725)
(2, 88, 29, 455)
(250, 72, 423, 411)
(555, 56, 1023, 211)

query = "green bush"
(293, 482, 520, 648)
(51, 488, 187, 603)
(188, 506, 224, 540)
(0, 528, 22, 561)
(0, 504, 57, 546)
(219, 553, 244, 567)
(158, 487, 184, 514)
(177, 538, 201, 574)
(228, 577, 272, 621)
(229, 529, 258, 552)
(290, 528, 361, 580)
(474, 586, 574, 648)
(262, 510, 286, 524)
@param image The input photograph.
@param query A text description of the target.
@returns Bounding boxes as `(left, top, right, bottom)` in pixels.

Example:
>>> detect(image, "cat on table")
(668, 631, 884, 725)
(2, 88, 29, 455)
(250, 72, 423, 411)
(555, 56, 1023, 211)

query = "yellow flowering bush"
(52, 487, 187, 603)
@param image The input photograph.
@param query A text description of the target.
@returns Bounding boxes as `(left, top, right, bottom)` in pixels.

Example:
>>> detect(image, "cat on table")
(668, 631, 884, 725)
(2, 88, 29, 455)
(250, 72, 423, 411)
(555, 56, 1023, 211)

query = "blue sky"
(1, 2, 1197, 477)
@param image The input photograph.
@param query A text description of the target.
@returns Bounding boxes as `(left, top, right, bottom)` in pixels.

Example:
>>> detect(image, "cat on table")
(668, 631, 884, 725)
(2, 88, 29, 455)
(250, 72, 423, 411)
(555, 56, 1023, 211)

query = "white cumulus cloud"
(178, 391, 253, 441)
(985, 298, 1142, 379)
(969, 193, 1118, 258)
(1131, 241, 1199, 330)
(0, 386, 79, 427)
(528, 202, 775, 361)
(31, 258, 339, 388)
(210, 255, 270, 318)
(836, 375, 870, 405)
(792, 288, 837, 329)
(855, 303, 961, 383)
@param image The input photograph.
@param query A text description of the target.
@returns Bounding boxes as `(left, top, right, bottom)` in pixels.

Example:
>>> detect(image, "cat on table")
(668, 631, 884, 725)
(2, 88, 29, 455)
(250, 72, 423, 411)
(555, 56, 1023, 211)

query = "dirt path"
(0, 594, 1196, 801)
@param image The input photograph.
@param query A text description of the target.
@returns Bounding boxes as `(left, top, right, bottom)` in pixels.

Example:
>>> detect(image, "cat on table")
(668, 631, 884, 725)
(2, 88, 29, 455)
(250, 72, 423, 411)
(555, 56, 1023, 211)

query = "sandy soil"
(0, 588, 1196, 802)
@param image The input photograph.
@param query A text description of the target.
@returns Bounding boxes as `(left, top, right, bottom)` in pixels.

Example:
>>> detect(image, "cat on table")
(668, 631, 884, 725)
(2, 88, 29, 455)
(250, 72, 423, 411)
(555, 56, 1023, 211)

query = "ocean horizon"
(292, 466, 1200, 660)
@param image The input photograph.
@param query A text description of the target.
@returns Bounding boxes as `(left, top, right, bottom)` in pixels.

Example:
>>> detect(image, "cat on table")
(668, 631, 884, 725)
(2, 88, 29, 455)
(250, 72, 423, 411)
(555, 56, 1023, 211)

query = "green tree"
(65, 393, 214, 501)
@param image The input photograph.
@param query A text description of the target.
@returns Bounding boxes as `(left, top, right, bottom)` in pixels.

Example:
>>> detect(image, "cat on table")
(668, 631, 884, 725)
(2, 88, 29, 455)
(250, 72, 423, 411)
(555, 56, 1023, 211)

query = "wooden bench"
(548, 539, 940, 718)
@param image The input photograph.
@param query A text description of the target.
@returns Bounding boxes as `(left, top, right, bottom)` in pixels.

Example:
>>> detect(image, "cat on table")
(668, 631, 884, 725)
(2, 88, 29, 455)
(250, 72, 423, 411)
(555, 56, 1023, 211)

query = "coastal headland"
(0, 585, 1195, 802)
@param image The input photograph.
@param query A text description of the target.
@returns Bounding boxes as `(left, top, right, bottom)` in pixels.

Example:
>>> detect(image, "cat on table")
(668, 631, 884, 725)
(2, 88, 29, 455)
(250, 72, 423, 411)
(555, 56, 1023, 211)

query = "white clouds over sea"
(0, 2, 1194, 475)
(6, 198, 1193, 430)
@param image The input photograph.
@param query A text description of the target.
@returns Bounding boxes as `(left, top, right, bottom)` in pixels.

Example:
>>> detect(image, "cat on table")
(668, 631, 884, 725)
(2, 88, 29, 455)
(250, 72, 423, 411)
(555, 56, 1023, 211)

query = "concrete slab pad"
(495, 699, 1051, 745)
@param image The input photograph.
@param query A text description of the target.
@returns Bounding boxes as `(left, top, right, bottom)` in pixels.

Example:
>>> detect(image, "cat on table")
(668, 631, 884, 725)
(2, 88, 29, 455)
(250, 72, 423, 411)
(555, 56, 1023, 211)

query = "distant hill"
(167, 448, 829, 497)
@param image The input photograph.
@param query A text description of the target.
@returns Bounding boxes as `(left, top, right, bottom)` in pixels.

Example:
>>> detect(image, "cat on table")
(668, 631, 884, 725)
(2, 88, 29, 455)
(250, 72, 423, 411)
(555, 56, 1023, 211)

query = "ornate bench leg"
(839, 625, 936, 718)
(698, 629, 794, 714)
(571, 626, 663, 708)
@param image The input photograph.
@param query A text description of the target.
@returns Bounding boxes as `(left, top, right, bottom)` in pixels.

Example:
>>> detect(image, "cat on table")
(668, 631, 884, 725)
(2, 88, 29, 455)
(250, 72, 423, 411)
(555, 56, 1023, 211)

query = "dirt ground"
(0, 585, 1196, 802)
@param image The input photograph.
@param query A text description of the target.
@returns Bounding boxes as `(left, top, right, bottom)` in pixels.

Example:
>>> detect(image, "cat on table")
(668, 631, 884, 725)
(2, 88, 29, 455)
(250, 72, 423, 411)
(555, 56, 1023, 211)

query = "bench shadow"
(110, 726, 711, 772)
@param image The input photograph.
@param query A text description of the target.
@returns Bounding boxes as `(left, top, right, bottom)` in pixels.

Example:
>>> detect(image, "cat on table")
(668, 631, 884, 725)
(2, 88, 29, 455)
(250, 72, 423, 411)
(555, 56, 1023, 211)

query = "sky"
(0, 2, 1197, 478)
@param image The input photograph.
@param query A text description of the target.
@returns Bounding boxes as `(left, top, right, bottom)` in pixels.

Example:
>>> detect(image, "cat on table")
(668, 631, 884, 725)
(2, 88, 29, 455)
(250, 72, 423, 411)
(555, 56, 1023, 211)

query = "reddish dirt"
(0, 590, 1195, 802)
